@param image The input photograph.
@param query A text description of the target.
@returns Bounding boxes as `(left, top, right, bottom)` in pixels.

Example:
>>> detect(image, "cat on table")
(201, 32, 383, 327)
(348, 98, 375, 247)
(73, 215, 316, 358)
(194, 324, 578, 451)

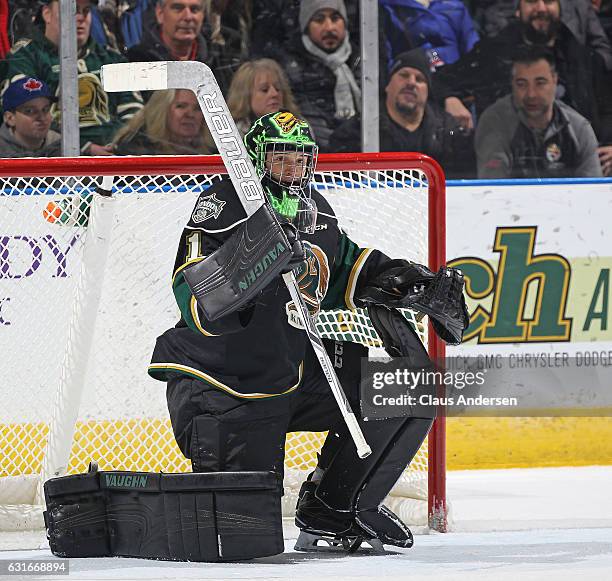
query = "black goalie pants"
(166, 340, 433, 511)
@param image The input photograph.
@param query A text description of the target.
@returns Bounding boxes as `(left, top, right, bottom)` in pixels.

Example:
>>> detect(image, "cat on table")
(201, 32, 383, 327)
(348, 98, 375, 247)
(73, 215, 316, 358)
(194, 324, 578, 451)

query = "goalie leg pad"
(368, 304, 432, 365)
(295, 417, 431, 548)
(294, 332, 434, 512)
(315, 416, 433, 512)
(183, 203, 293, 321)
(44, 465, 284, 561)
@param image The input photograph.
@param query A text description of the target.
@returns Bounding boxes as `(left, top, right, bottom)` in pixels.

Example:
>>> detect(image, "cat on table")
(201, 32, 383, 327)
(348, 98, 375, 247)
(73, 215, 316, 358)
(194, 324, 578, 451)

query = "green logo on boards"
(450, 226, 573, 343)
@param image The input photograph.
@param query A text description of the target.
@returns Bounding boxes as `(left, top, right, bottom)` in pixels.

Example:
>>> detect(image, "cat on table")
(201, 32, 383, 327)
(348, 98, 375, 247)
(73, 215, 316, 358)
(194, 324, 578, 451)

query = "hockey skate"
(294, 480, 386, 554)
(355, 504, 414, 549)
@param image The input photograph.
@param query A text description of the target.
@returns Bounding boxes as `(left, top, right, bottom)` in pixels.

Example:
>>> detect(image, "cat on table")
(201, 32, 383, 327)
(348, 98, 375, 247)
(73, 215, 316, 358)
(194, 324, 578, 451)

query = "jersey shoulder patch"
(9, 38, 32, 54)
(187, 179, 247, 233)
(191, 192, 227, 224)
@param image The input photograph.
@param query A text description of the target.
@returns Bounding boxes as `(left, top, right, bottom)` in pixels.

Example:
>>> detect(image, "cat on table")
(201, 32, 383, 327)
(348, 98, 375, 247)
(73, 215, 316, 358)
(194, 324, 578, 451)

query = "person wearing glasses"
(2, 0, 143, 156)
(0, 77, 60, 158)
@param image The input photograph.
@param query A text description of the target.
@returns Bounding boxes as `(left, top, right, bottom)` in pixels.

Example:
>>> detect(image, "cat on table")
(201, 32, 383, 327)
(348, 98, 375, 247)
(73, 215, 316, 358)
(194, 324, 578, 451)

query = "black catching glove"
(410, 266, 470, 345)
(358, 260, 470, 345)
(357, 259, 436, 306)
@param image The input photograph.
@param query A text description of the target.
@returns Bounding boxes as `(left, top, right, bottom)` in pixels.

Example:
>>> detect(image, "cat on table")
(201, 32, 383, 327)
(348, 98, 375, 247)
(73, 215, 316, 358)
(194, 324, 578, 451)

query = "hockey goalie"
(147, 110, 469, 553)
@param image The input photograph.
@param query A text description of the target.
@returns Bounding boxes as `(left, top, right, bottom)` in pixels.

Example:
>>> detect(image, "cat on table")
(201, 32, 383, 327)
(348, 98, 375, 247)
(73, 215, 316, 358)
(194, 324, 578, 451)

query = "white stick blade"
(101, 62, 169, 93)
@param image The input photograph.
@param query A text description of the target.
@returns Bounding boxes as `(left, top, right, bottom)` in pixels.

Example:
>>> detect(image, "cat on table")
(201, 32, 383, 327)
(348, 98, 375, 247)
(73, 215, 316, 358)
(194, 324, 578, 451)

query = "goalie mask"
(245, 111, 318, 233)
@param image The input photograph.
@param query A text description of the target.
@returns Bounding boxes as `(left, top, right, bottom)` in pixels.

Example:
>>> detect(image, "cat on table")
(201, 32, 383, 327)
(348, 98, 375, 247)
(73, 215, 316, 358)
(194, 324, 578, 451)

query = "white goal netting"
(0, 154, 445, 532)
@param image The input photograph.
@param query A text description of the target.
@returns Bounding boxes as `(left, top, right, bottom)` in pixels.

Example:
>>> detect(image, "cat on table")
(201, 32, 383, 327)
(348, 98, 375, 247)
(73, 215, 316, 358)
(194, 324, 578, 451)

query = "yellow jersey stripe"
(190, 296, 219, 337)
(148, 362, 304, 399)
(344, 248, 374, 311)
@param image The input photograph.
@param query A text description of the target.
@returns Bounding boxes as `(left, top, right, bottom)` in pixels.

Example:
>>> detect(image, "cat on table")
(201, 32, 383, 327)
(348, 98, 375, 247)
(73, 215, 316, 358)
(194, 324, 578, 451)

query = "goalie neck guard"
(245, 111, 318, 233)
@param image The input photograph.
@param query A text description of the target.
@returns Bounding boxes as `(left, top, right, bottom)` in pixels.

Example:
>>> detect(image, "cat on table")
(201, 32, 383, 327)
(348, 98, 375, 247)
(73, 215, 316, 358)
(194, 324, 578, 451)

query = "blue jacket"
(380, 0, 479, 73)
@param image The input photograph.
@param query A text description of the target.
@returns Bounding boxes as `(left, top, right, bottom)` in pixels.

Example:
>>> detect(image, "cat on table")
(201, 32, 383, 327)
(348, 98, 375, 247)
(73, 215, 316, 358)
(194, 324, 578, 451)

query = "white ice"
(2, 465, 611, 581)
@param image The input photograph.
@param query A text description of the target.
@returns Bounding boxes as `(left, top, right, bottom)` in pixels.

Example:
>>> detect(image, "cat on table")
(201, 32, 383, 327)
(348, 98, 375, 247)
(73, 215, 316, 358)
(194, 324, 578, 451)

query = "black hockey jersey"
(148, 178, 393, 398)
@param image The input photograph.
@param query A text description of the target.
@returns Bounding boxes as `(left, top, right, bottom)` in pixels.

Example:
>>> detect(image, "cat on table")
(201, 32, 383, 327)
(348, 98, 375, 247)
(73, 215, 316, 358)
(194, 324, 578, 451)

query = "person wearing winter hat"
(0, 77, 61, 158)
(279, 0, 360, 151)
(329, 48, 476, 178)
(298, 0, 349, 53)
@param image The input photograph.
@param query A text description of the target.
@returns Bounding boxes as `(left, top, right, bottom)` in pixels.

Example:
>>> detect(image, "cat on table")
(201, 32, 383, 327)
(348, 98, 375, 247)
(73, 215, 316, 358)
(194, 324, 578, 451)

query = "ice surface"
(2, 466, 611, 580)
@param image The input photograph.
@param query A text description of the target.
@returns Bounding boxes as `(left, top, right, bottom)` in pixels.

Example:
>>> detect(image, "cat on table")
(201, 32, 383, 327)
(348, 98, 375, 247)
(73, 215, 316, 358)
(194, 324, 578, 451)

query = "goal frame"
(0, 151, 447, 532)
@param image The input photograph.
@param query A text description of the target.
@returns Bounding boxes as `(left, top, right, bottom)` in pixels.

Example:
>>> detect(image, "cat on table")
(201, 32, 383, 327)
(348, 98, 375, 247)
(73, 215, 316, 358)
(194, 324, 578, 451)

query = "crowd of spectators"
(0, 0, 610, 179)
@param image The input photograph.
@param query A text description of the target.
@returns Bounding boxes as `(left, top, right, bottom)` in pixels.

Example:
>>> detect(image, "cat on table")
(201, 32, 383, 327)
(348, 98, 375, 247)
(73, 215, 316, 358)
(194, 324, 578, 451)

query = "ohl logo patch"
(191, 193, 226, 223)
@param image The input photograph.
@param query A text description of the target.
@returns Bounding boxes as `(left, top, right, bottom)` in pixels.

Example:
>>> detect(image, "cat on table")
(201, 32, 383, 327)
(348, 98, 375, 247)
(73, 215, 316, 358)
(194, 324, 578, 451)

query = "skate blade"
(294, 531, 386, 554)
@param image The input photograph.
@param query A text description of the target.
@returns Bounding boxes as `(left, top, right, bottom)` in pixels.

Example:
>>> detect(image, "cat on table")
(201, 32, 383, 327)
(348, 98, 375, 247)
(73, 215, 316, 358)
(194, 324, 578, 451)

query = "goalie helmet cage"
(0, 152, 447, 534)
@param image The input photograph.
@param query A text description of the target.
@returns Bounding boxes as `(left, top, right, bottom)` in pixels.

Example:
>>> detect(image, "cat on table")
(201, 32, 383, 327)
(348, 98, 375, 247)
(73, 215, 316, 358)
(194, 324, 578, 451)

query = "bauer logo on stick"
(191, 193, 226, 223)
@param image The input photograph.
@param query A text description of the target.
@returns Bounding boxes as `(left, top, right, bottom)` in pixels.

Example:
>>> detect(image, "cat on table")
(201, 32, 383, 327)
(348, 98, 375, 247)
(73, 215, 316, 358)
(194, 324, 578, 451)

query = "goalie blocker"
(183, 203, 305, 321)
(43, 463, 284, 562)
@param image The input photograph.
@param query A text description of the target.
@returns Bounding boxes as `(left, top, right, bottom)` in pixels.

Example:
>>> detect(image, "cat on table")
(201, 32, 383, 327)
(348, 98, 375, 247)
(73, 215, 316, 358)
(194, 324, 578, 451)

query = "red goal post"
(0, 152, 447, 533)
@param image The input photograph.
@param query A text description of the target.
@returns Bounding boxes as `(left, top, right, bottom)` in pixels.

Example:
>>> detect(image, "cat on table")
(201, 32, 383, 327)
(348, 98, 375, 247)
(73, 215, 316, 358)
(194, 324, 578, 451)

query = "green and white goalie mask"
(245, 111, 319, 233)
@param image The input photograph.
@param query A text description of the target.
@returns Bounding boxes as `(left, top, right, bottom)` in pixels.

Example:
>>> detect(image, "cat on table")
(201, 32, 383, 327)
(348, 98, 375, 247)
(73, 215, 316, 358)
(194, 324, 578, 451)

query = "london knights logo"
(286, 242, 330, 328)
(191, 193, 226, 223)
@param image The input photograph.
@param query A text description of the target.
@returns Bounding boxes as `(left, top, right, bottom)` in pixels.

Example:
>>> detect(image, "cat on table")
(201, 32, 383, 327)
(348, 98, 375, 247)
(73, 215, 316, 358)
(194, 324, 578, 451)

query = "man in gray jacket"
(0, 77, 60, 158)
(475, 46, 602, 178)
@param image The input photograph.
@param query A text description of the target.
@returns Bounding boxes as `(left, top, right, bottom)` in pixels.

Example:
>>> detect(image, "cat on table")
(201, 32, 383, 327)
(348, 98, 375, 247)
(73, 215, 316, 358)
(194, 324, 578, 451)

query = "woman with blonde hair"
(226, 58, 301, 136)
(113, 89, 213, 155)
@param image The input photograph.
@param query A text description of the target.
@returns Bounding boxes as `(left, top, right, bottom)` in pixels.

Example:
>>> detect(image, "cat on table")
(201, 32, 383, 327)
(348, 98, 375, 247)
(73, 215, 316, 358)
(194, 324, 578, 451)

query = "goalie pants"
(166, 340, 433, 511)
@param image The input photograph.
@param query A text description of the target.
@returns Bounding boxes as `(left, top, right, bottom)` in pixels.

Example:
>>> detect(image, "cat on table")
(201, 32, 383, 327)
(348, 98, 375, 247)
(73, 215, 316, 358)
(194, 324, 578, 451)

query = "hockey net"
(0, 153, 446, 533)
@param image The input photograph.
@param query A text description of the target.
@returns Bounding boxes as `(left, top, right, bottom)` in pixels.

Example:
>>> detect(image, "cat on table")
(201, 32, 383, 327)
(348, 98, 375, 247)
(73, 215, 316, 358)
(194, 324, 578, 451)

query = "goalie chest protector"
(149, 179, 358, 398)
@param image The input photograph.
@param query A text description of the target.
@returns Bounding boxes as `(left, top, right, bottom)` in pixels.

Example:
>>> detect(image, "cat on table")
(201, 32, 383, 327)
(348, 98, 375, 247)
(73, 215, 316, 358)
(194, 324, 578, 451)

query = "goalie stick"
(101, 61, 371, 459)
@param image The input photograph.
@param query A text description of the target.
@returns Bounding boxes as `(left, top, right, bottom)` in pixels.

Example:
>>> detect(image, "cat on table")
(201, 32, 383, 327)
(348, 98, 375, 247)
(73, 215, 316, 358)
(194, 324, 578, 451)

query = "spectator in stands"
(2, 0, 142, 155)
(561, 0, 612, 69)
(279, 0, 360, 152)
(466, 0, 515, 38)
(226, 58, 301, 137)
(251, 0, 360, 62)
(475, 47, 602, 178)
(207, 0, 251, 67)
(126, 0, 232, 96)
(594, 0, 612, 44)
(380, 0, 479, 72)
(111, 88, 212, 155)
(599, 143, 612, 176)
(89, 0, 122, 52)
(471, 0, 612, 68)
(329, 48, 475, 178)
(0, 77, 61, 157)
(592, 0, 612, 175)
(435, 0, 612, 144)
